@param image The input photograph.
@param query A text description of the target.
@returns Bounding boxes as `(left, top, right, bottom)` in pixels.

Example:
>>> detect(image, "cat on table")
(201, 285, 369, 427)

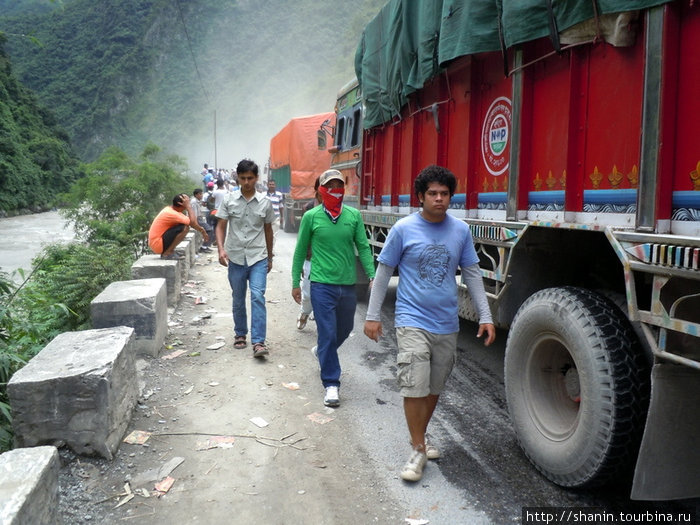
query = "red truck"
(344, 0, 699, 501)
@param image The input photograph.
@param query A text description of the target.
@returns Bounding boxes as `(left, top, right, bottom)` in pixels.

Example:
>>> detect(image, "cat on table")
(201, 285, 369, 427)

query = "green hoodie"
(291, 205, 375, 288)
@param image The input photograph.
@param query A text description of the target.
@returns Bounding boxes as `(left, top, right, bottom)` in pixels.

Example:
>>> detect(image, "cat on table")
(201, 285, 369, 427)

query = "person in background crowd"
(192, 188, 213, 253)
(296, 177, 321, 330)
(291, 169, 375, 407)
(266, 179, 284, 230)
(148, 193, 208, 260)
(363, 165, 495, 483)
(203, 181, 216, 245)
(215, 159, 276, 359)
(202, 164, 214, 187)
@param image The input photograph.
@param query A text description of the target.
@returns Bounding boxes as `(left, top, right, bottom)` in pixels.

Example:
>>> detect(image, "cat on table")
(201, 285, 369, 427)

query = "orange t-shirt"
(148, 206, 190, 254)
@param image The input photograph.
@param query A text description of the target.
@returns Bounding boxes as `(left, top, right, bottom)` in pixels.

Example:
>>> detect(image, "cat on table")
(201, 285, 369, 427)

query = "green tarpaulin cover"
(356, 0, 671, 128)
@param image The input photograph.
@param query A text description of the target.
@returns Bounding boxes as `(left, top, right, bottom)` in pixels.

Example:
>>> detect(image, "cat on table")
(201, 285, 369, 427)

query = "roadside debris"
(306, 412, 334, 425)
(196, 436, 236, 450)
(123, 430, 152, 445)
(282, 382, 300, 390)
(154, 476, 175, 496)
(249, 417, 269, 428)
(162, 349, 186, 360)
(114, 483, 135, 508)
(206, 342, 226, 350)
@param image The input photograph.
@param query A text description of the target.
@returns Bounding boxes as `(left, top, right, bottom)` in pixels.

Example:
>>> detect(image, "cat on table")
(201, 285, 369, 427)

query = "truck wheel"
(505, 287, 649, 488)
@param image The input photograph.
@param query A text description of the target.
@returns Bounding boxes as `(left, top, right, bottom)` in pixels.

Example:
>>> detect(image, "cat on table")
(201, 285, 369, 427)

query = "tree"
(60, 144, 193, 255)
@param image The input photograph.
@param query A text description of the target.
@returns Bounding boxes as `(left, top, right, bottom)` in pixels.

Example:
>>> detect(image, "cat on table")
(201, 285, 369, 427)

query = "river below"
(0, 210, 76, 281)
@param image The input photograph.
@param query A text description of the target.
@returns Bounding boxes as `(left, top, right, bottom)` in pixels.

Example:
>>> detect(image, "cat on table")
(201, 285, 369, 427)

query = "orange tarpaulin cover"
(269, 112, 334, 200)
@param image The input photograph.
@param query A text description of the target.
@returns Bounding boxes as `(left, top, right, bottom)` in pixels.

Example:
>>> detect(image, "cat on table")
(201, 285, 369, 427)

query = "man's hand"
(363, 320, 382, 342)
(201, 230, 209, 243)
(477, 323, 496, 346)
(291, 287, 302, 305)
(267, 258, 273, 274)
(218, 250, 229, 267)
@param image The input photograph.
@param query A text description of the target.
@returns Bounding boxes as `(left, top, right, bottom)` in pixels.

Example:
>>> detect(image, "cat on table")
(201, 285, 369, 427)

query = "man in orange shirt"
(148, 194, 208, 259)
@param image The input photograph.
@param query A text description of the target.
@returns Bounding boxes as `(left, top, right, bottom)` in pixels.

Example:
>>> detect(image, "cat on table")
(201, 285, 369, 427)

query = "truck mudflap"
(631, 363, 700, 500)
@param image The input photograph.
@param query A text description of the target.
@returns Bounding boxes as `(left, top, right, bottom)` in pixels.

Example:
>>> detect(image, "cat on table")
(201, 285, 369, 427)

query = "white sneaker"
(425, 442, 440, 460)
(400, 449, 428, 481)
(324, 386, 340, 407)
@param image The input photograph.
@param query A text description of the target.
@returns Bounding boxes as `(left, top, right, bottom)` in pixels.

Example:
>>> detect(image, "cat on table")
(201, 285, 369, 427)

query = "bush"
(0, 243, 134, 451)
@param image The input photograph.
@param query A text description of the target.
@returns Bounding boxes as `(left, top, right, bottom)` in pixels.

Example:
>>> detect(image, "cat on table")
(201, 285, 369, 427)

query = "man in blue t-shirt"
(364, 165, 496, 483)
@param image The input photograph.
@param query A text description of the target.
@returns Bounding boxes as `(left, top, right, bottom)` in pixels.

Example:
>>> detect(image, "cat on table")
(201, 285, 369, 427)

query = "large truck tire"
(504, 287, 649, 488)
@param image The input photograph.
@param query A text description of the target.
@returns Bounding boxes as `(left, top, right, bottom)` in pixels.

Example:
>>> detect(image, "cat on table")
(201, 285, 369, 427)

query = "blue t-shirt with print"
(377, 212, 478, 334)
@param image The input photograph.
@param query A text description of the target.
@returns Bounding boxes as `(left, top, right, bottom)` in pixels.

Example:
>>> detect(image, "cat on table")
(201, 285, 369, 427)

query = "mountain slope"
(2, 0, 386, 170)
(0, 34, 81, 215)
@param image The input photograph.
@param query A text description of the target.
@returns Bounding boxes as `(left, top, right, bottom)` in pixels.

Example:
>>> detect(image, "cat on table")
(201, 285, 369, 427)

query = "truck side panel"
(672, 2, 700, 231)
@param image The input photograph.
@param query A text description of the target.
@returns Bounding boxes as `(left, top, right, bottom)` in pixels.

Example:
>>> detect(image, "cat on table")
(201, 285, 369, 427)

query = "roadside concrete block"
(90, 278, 167, 357)
(174, 238, 192, 280)
(131, 254, 181, 306)
(8, 327, 138, 460)
(185, 230, 200, 256)
(0, 446, 60, 525)
(0, 446, 59, 525)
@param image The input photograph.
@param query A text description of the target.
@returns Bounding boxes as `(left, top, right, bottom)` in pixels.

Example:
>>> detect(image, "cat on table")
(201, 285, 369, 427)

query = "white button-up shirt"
(216, 191, 275, 266)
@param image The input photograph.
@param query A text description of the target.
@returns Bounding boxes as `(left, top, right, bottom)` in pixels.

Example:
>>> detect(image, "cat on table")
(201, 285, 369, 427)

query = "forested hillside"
(0, 34, 81, 215)
(1, 0, 386, 171)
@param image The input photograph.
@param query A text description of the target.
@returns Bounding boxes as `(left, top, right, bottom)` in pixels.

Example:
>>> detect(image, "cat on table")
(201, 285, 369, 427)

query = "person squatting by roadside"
(291, 169, 375, 407)
(192, 188, 213, 252)
(148, 193, 209, 260)
(215, 159, 276, 359)
(363, 165, 496, 482)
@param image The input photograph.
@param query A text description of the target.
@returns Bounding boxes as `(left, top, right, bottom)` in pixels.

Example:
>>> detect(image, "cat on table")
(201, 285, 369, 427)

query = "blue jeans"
(227, 258, 268, 344)
(310, 282, 357, 388)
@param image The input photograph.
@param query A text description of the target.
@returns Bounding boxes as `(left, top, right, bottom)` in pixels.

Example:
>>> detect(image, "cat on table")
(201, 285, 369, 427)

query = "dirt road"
(57, 232, 448, 525)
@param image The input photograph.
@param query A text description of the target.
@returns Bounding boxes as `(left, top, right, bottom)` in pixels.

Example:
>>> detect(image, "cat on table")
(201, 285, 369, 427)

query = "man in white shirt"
(215, 159, 276, 359)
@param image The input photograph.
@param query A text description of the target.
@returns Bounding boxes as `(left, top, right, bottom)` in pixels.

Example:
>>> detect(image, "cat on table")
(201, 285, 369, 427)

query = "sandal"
(252, 342, 269, 358)
(234, 335, 247, 349)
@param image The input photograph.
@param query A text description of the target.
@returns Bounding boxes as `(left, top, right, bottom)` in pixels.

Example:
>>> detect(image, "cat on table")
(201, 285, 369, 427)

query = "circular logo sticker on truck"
(481, 97, 512, 176)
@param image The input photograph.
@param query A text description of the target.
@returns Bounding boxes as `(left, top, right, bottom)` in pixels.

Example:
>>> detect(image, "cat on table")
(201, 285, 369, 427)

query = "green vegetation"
(0, 0, 66, 17)
(0, 145, 193, 451)
(0, 34, 82, 214)
(60, 143, 193, 254)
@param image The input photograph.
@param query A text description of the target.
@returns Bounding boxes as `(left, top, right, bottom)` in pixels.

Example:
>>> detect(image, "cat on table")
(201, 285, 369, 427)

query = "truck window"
(335, 116, 347, 150)
(349, 107, 362, 148)
(345, 116, 354, 149)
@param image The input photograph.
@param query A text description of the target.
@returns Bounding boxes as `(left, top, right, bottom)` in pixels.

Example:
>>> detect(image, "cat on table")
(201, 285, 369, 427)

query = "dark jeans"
(310, 282, 357, 388)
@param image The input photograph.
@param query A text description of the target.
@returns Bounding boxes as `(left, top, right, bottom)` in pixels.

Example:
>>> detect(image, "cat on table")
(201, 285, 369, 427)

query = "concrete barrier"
(174, 238, 193, 281)
(131, 254, 180, 306)
(8, 326, 138, 460)
(90, 278, 167, 357)
(0, 446, 60, 525)
(185, 230, 200, 256)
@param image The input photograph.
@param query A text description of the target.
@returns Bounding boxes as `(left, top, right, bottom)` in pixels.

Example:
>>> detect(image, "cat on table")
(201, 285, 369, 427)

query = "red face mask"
(319, 186, 345, 222)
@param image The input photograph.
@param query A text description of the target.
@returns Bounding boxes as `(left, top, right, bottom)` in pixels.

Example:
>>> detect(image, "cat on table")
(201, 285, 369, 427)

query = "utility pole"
(214, 110, 218, 171)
